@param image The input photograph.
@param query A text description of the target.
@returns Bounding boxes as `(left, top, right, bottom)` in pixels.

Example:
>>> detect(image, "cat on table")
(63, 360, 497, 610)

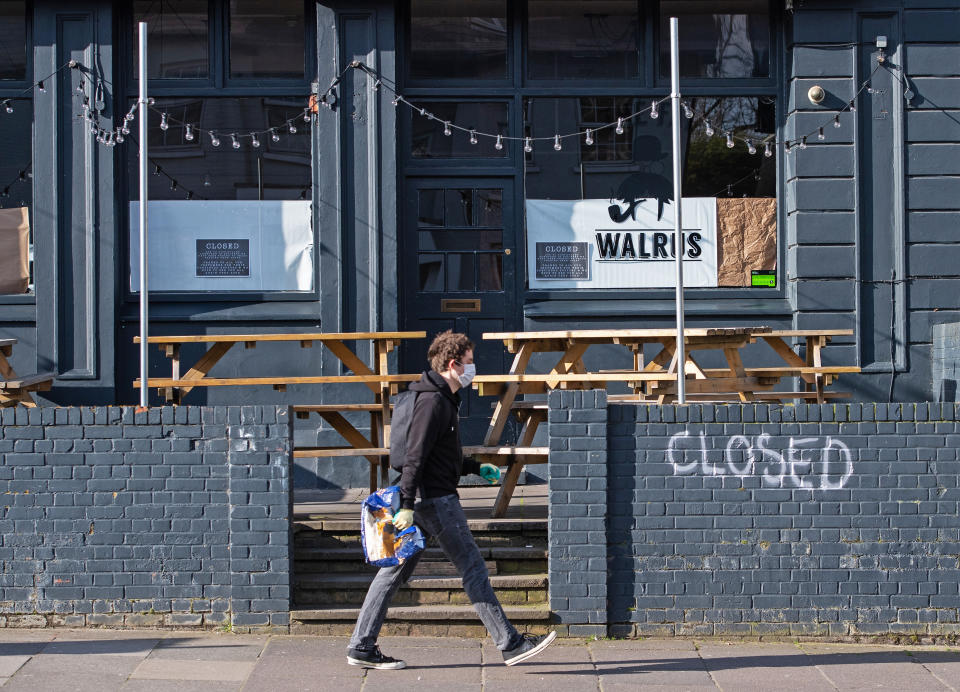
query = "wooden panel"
(135, 331, 426, 344)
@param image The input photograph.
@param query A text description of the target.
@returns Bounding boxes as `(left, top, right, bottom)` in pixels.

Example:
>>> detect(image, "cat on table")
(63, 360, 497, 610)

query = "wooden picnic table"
(0, 338, 54, 408)
(133, 331, 426, 491)
(469, 327, 858, 517)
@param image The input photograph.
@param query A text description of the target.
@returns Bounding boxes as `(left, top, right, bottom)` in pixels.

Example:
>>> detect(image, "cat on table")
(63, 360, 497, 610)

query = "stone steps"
(294, 545, 547, 575)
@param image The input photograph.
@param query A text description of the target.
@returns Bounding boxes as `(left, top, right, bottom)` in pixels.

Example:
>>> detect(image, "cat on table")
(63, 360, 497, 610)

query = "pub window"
(524, 95, 777, 289)
(229, 0, 305, 79)
(408, 0, 509, 82)
(659, 0, 770, 79)
(133, 0, 209, 79)
(0, 0, 32, 296)
(526, 0, 640, 81)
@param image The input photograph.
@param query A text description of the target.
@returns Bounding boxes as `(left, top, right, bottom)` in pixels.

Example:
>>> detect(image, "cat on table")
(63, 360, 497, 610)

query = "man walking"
(347, 330, 556, 670)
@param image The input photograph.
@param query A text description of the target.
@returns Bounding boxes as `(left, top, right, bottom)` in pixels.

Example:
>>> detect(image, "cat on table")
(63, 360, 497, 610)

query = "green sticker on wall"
(751, 270, 776, 287)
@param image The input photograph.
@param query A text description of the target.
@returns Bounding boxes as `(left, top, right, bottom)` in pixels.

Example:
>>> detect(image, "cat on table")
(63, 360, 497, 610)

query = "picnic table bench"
(0, 338, 54, 408)
(133, 331, 426, 491)
(468, 327, 858, 517)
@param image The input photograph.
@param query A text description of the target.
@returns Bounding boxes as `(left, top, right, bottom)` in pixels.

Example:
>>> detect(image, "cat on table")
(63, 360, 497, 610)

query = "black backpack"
(388, 389, 419, 471)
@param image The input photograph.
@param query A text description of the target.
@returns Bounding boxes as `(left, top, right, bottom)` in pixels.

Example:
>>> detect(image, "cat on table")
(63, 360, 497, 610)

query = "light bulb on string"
(76, 79, 84, 93)
(303, 110, 311, 124)
(725, 132, 734, 149)
(848, 99, 856, 113)
(469, 130, 478, 145)
(650, 101, 659, 119)
(288, 122, 298, 135)
(121, 123, 130, 135)
(494, 134, 503, 151)
(125, 111, 135, 122)
(727, 184, 733, 197)
(705, 122, 714, 137)
(682, 102, 693, 119)
(202, 174, 212, 187)
(153, 164, 162, 176)
(418, 107, 426, 117)
(231, 133, 241, 149)
(785, 140, 792, 154)
(170, 180, 178, 191)
(271, 129, 280, 143)
(747, 139, 756, 155)
(371, 79, 381, 92)
(800, 136, 808, 150)
(115, 129, 124, 143)
(818, 126, 825, 141)
(524, 137, 533, 153)
(764, 141, 773, 158)
(3, 101, 12, 114)
(251, 132, 261, 148)
(185, 124, 194, 141)
(391, 96, 400, 107)
(443, 122, 452, 136)
(553, 135, 561, 151)
(833, 114, 841, 129)
(160, 113, 169, 131)
(90, 122, 98, 134)
(37, 81, 45, 94)
(186, 191, 194, 200)
(585, 129, 594, 146)
(615, 117, 624, 135)
(210, 132, 221, 147)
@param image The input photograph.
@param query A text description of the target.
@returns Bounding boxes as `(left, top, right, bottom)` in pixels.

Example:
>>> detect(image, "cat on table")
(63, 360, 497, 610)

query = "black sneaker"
(347, 646, 406, 670)
(502, 631, 557, 666)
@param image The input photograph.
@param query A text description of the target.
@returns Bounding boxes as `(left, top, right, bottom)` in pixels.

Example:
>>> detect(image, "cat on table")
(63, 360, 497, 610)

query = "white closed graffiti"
(666, 431, 854, 490)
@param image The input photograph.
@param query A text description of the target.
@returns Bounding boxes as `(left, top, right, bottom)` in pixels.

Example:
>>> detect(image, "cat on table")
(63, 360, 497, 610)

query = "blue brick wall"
(0, 406, 292, 632)
(550, 396, 960, 640)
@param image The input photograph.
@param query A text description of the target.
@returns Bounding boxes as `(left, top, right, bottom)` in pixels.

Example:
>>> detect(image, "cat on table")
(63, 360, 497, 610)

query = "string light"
(800, 135, 808, 150)
(650, 101, 659, 119)
(37, 81, 45, 93)
(818, 126, 825, 141)
(251, 132, 261, 148)
(494, 134, 503, 151)
(231, 133, 240, 149)
(469, 130, 477, 145)
(784, 141, 792, 154)
(524, 137, 533, 153)
(184, 124, 194, 141)
(726, 132, 734, 149)
(704, 122, 714, 137)
(443, 121, 451, 136)
(160, 113, 169, 131)
(848, 99, 856, 112)
(585, 129, 594, 146)
(553, 135, 562, 151)
(833, 114, 841, 128)
(210, 132, 221, 147)
(3, 101, 12, 114)
(747, 139, 756, 155)
(303, 111, 311, 124)
(76, 79, 84, 93)
(271, 129, 280, 143)
(288, 122, 297, 135)
(764, 141, 773, 158)
(683, 102, 694, 119)
(153, 164, 162, 176)
(615, 117, 624, 135)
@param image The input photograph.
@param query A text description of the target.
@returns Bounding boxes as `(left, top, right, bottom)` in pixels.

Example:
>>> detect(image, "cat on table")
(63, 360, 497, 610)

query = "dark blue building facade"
(1, 1, 959, 486)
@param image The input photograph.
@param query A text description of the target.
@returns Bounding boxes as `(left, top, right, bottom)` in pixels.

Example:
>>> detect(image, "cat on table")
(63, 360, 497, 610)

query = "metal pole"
(138, 22, 149, 407)
(670, 17, 687, 404)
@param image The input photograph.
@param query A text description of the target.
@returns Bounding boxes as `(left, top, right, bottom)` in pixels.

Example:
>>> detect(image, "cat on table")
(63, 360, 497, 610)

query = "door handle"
(504, 248, 512, 255)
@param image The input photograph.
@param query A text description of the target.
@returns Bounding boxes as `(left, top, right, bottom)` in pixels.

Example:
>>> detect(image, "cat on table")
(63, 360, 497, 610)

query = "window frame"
(120, 0, 318, 304)
(0, 0, 34, 306)
(398, 0, 788, 309)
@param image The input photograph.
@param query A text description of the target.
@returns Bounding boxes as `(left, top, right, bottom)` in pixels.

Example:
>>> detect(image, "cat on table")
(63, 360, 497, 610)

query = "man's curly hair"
(428, 330, 474, 374)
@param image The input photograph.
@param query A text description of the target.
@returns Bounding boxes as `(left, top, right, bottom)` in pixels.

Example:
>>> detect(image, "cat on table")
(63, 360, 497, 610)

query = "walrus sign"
(526, 198, 718, 289)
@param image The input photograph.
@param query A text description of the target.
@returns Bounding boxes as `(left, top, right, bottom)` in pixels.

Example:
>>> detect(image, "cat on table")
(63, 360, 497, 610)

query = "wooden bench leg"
(492, 457, 524, 519)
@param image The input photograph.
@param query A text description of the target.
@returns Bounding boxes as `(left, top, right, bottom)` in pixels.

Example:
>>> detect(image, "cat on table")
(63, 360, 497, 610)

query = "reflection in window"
(578, 97, 636, 162)
(659, 1, 770, 78)
(524, 95, 777, 287)
(527, 0, 639, 80)
(230, 0, 305, 78)
(0, 0, 25, 81)
(411, 102, 508, 158)
(129, 97, 311, 201)
(133, 0, 209, 79)
(0, 102, 33, 293)
(409, 0, 508, 80)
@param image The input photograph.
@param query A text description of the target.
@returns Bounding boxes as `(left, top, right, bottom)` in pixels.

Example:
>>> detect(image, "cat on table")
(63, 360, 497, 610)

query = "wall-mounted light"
(807, 85, 826, 105)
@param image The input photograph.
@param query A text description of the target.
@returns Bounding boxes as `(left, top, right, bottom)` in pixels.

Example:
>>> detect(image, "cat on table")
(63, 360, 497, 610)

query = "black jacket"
(398, 370, 481, 509)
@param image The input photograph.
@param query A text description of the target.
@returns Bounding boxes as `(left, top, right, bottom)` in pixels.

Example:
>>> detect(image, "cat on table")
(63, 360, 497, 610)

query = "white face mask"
(457, 363, 476, 388)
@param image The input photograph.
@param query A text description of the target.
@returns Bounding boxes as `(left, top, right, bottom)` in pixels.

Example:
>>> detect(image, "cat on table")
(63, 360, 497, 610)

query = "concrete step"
(294, 573, 547, 608)
(294, 546, 547, 575)
(290, 604, 552, 637)
(294, 517, 547, 534)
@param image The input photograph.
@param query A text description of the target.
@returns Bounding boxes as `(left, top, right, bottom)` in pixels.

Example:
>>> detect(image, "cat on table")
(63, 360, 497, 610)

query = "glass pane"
(128, 97, 311, 201)
(230, 0, 305, 78)
(660, 1, 770, 78)
(411, 102, 508, 158)
(0, 0, 26, 80)
(418, 190, 444, 227)
(527, 0, 639, 80)
(576, 96, 635, 162)
(444, 189, 472, 226)
(446, 253, 476, 291)
(419, 230, 502, 251)
(0, 100, 33, 293)
(476, 189, 502, 226)
(133, 1, 209, 79)
(477, 254, 502, 291)
(409, 0, 508, 80)
(419, 254, 444, 291)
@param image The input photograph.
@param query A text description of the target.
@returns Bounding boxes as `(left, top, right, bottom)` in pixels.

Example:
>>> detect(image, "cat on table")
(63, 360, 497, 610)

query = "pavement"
(0, 630, 959, 691)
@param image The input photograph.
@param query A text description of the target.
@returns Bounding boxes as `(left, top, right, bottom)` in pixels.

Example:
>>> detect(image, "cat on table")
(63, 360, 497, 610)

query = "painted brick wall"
(550, 395, 960, 639)
(0, 406, 292, 632)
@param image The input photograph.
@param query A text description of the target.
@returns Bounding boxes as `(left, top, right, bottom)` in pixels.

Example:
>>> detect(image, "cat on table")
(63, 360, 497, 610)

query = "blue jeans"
(348, 494, 523, 652)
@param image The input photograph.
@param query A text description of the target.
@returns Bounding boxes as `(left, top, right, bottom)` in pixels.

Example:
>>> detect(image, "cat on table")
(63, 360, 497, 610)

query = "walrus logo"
(607, 198, 645, 223)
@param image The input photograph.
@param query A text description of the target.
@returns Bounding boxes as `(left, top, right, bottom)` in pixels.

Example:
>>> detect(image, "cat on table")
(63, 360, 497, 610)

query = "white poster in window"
(526, 198, 718, 289)
(129, 200, 313, 292)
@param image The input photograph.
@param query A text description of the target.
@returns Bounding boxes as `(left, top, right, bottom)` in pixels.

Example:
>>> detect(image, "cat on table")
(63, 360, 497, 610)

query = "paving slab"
(129, 658, 256, 682)
(148, 635, 267, 661)
(589, 645, 715, 689)
(481, 639, 596, 680)
(254, 637, 365, 678)
(41, 636, 160, 657)
(364, 642, 482, 688)
(799, 644, 950, 690)
(697, 642, 834, 691)
(0, 654, 32, 677)
(908, 649, 960, 691)
(122, 680, 242, 691)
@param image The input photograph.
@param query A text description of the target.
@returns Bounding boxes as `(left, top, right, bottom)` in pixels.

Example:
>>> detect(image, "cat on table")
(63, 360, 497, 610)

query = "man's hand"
(392, 508, 414, 530)
(479, 464, 501, 485)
